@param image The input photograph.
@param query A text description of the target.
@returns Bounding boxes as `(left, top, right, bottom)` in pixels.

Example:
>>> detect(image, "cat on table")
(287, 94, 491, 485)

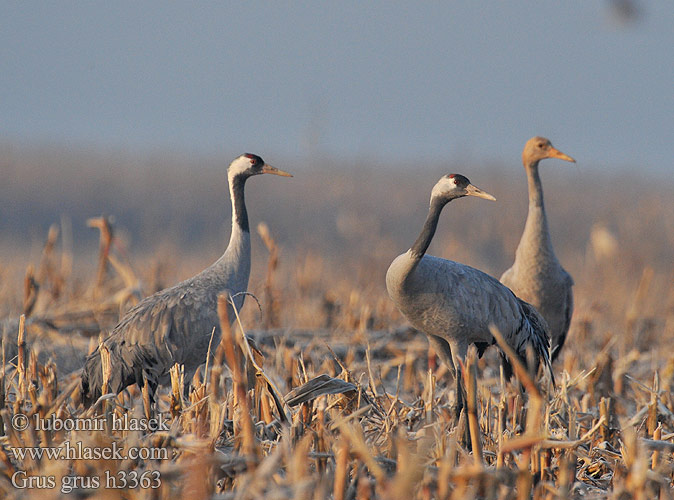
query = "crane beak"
(548, 147, 576, 163)
(261, 164, 293, 177)
(465, 183, 496, 201)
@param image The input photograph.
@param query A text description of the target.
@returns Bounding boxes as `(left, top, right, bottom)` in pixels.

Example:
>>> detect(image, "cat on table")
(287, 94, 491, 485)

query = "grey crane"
(500, 137, 575, 362)
(80, 154, 291, 407)
(386, 174, 552, 412)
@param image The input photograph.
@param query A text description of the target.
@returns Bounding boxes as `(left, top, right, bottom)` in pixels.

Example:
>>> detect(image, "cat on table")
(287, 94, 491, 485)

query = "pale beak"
(261, 164, 293, 177)
(466, 183, 496, 201)
(548, 147, 576, 163)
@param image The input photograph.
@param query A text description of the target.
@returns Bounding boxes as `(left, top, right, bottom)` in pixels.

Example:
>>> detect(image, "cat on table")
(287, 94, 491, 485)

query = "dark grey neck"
(231, 174, 249, 233)
(410, 197, 446, 259)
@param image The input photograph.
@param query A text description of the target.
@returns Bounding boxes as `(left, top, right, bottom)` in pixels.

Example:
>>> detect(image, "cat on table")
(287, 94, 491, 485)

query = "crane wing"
(394, 255, 552, 378)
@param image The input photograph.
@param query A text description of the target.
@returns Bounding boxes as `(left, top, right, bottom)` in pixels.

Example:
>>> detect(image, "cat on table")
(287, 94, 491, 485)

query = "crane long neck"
(409, 197, 446, 260)
(520, 161, 554, 255)
(207, 171, 251, 308)
(218, 172, 251, 269)
(526, 161, 545, 208)
(230, 173, 249, 233)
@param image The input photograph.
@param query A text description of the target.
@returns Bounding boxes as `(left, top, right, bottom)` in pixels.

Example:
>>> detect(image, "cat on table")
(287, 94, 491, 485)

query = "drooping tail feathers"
(80, 341, 159, 408)
(500, 298, 555, 386)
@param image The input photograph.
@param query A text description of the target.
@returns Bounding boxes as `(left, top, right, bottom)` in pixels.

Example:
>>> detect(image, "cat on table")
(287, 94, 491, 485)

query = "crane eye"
(244, 153, 260, 165)
(537, 143, 545, 148)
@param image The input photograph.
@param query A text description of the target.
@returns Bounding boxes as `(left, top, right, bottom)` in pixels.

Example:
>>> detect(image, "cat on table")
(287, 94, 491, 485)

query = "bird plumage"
(80, 154, 291, 407)
(500, 137, 575, 361)
(386, 174, 552, 411)
(387, 254, 550, 369)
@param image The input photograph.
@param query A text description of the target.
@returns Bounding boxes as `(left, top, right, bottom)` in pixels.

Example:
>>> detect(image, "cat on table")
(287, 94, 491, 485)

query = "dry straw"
(0, 205, 672, 499)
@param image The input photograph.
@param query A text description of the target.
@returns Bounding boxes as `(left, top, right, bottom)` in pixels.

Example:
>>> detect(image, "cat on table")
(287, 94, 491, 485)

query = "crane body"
(80, 154, 291, 406)
(501, 137, 575, 361)
(386, 174, 552, 412)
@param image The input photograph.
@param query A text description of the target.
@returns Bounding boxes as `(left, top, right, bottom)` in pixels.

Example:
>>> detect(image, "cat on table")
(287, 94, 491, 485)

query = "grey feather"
(387, 253, 552, 376)
(500, 137, 575, 361)
(386, 173, 553, 399)
(80, 154, 291, 406)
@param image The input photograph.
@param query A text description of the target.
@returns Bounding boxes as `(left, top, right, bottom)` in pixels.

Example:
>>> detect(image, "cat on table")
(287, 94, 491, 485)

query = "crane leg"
(454, 362, 475, 450)
(455, 363, 467, 419)
(427, 335, 471, 420)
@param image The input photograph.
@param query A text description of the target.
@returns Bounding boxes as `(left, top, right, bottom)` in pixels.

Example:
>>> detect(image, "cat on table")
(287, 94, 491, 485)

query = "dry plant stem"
(425, 368, 434, 425)
(647, 372, 659, 436)
(326, 343, 351, 380)
(625, 267, 654, 334)
(99, 343, 113, 431)
(17, 314, 26, 405)
(640, 438, 674, 452)
(489, 325, 545, 497)
(36, 224, 61, 298)
(333, 438, 349, 500)
(489, 325, 544, 433)
(329, 404, 374, 431)
(203, 326, 217, 390)
(87, 216, 113, 291)
(515, 469, 532, 500)
(99, 343, 111, 395)
(496, 364, 506, 469)
(23, 266, 38, 317)
(218, 294, 258, 467)
(140, 379, 152, 421)
(229, 295, 289, 423)
(106, 253, 138, 290)
(45, 379, 80, 420)
(502, 415, 606, 453)
(170, 363, 184, 417)
(651, 424, 661, 469)
(366, 343, 379, 398)
(257, 222, 280, 329)
(28, 351, 38, 391)
(600, 396, 614, 443)
(336, 421, 386, 485)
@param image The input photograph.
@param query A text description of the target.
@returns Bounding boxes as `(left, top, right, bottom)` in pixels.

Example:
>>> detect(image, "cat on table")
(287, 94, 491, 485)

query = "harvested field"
(0, 150, 673, 499)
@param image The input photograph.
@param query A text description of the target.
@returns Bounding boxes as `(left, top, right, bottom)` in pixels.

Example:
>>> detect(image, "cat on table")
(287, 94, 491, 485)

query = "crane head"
(522, 137, 575, 167)
(228, 153, 293, 178)
(431, 174, 496, 204)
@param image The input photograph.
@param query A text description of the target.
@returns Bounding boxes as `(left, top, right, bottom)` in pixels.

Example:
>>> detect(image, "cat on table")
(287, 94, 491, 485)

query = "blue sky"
(1, 2, 672, 171)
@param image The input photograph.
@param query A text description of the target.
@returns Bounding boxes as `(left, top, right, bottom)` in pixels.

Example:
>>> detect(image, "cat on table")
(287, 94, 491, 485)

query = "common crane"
(80, 154, 291, 407)
(386, 174, 552, 413)
(500, 137, 575, 361)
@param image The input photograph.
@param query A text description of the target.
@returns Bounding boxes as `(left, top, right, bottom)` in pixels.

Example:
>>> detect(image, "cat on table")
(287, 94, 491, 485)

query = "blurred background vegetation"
(1, 145, 672, 349)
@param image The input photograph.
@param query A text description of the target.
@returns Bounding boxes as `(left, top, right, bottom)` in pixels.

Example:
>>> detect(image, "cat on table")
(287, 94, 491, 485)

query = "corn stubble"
(0, 191, 673, 499)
